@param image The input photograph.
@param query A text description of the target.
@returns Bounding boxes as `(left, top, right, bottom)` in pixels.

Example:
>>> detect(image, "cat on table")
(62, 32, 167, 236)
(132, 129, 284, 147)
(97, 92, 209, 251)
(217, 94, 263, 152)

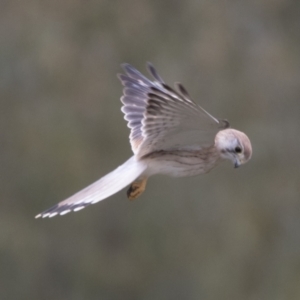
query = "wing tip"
(121, 63, 131, 70)
(220, 119, 230, 128)
(147, 62, 164, 83)
(121, 63, 138, 75)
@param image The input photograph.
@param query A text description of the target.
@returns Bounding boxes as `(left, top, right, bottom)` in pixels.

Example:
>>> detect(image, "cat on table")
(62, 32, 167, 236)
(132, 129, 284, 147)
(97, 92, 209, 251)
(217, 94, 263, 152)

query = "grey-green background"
(1, 1, 300, 299)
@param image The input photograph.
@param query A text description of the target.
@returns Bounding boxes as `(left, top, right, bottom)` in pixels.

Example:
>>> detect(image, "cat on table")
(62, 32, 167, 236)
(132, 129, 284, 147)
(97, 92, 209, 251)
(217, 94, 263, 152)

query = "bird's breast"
(142, 148, 221, 178)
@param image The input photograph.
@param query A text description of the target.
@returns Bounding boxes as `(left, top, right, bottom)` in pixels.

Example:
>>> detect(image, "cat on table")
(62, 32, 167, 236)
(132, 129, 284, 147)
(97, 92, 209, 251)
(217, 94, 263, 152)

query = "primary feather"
(119, 63, 228, 157)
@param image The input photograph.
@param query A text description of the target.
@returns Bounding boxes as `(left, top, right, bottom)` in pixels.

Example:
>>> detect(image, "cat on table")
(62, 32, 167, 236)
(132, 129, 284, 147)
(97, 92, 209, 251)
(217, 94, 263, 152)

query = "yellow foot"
(127, 177, 148, 200)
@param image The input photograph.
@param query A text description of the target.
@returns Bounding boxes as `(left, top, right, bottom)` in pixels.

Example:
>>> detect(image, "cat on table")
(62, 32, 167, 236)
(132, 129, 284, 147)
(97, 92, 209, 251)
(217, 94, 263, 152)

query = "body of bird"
(36, 64, 252, 218)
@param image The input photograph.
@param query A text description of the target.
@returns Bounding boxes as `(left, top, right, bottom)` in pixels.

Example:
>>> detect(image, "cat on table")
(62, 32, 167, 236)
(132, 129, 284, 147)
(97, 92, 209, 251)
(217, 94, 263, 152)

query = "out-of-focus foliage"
(1, 1, 300, 299)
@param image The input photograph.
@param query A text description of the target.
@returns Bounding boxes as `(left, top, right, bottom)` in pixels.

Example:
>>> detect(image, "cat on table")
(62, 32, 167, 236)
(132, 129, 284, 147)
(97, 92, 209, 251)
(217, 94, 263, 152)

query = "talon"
(127, 177, 147, 200)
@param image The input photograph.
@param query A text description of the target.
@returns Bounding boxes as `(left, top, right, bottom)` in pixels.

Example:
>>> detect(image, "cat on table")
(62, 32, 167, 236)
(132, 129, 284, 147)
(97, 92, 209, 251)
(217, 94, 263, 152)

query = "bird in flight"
(36, 63, 252, 218)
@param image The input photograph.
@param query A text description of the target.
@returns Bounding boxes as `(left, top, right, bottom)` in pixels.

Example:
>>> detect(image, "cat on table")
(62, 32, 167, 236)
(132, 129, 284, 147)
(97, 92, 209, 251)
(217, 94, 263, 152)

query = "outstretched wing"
(119, 63, 229, 158)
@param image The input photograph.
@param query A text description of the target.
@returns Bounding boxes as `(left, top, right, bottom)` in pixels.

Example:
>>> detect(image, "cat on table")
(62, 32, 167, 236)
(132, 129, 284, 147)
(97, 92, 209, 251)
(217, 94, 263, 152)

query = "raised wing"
(119, 63, 229, 157)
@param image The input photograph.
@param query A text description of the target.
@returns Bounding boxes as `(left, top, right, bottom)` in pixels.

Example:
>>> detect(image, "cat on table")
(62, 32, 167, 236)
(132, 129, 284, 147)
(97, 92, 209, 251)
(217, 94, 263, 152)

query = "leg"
(127, 177, 148, 200)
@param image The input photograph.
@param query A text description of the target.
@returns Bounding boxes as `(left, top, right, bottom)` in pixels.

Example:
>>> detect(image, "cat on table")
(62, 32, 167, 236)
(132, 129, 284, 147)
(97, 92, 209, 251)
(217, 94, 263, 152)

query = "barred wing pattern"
(119, 63, 229, 158)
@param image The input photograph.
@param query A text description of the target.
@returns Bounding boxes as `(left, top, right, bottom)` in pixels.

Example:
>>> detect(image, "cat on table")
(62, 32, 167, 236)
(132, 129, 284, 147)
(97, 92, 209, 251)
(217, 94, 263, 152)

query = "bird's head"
(215, 129, 252, 168)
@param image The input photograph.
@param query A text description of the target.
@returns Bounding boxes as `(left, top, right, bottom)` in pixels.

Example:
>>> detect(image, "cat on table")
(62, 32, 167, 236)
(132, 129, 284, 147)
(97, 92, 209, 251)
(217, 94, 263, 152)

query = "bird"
(35, 63, 252, 218)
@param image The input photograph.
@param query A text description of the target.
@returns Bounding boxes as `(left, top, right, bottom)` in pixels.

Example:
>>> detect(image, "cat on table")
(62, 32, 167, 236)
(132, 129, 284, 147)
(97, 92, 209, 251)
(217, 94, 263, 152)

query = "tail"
(35, 156, 147, 218)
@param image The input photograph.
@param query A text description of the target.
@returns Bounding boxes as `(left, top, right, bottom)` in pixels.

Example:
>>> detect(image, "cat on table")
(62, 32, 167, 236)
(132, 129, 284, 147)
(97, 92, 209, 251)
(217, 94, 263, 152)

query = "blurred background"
(1, 1, 300, 299)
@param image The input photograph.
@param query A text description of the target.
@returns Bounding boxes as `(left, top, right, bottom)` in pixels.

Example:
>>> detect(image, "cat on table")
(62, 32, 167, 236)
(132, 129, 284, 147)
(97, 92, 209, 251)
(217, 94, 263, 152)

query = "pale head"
(215, 129, 252, 168)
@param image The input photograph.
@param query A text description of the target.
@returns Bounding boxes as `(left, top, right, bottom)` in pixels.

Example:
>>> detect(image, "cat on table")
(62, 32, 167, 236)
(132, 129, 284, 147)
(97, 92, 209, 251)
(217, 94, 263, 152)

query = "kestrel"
(36, 63, 252, 218)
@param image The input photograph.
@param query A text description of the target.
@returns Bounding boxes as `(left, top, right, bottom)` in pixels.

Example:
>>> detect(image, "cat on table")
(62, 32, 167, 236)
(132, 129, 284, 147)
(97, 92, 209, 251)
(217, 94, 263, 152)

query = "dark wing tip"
(175, 82, 191, 99)
(147, 62, 164, 83)
(220, 119, 230, 128)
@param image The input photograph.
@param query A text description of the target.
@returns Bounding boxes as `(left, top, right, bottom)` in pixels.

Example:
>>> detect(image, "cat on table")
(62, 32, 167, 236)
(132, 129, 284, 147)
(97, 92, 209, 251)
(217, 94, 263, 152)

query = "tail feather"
(35, 156, 147, 218)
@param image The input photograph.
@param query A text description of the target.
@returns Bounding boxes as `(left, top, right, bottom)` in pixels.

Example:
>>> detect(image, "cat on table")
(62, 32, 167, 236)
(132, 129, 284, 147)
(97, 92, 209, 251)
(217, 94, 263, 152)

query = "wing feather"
(118, 63, 229, 157)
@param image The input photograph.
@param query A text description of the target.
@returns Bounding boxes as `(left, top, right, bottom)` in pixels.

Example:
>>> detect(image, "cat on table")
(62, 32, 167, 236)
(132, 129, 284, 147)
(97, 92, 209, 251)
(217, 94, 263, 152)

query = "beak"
(234, 159, 241, 168)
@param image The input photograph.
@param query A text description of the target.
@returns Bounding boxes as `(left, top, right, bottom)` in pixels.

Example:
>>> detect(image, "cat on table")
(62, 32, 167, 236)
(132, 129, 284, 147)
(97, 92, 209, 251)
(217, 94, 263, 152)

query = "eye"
(235, 146, 242, 153)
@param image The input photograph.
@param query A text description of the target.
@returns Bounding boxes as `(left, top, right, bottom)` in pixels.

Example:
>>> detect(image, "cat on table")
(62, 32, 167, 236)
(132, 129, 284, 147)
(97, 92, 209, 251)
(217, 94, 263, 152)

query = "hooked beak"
(234, 159, 241, 168)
